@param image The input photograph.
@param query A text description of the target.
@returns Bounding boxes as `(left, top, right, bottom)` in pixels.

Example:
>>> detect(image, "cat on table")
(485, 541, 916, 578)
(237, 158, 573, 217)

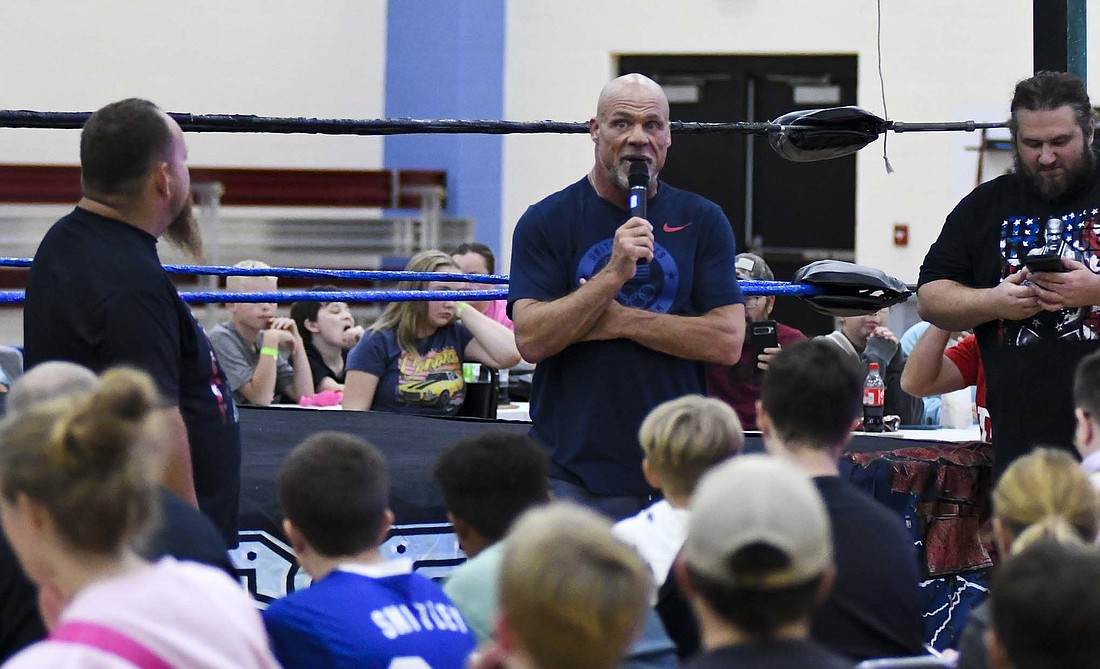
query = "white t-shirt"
(612, 499, 689, 587)
(3, 557, 280, 669)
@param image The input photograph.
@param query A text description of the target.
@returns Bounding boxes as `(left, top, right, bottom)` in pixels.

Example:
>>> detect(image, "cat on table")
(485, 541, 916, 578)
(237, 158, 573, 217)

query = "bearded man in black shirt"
(919, 71, 1100, 478)
(23, 98, 241, 545)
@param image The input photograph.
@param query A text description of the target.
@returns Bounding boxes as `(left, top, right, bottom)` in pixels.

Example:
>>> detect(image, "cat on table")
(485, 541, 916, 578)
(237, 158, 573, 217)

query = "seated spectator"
(208, 260, 313, 405)
(451, 242, 513, 330)
(675, 454, 853, 669)
(1073, 349, 1100, 488)
(263, 430, 477, 668)
(8, 361, 235, 567)
(955, 447, 1098, 669)
(901, 324, 989, 439)
(435, 431, 678, 669)
(434, 432, 550, 642)
(818, 307, 923, 426)
(0, 368, 279, 668)
(0, 344, 23, 394)
(706, 253, 806, 429)
(659, 343, 925, 661)
(342, 250, 521, 414)
(899, 321, 939, 424)
(614, 395, 743, 587)
(0, 361, 238, 663)
(289, 286, 365, 393)
(987, 539, 1100, 669)
(759, 340, 925, 659)
(470, 503, 651, 669)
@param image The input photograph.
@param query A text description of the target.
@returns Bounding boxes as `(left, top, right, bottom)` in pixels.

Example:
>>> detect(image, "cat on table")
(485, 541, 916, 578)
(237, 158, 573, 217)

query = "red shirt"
(943, 334, 990, 442)
(705, 321, 806, 430)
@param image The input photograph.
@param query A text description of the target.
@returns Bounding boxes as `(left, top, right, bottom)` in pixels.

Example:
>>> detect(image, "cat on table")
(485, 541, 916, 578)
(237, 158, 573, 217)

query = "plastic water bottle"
(497, 368, 510, 405)
(863, 362, 885, 432)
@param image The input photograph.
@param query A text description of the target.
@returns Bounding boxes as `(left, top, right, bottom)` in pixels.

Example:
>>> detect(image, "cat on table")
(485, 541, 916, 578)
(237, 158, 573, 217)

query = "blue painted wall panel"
(384, 0, 505, 259)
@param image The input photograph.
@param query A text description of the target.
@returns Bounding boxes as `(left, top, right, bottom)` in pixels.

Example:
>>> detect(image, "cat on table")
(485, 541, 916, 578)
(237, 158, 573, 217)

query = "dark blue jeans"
(548, 477, 653, 522)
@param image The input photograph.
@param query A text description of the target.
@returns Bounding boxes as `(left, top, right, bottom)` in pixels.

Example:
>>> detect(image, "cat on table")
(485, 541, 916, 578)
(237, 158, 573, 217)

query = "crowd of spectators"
(10, 69, 1100, 669)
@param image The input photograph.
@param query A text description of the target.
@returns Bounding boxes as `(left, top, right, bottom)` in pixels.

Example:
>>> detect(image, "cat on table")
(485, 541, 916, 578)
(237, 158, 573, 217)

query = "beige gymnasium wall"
(0, 0, 389, 344)
(501, 0, 1100, 283)
(2, 1, 1100, 345)
(0, 0, 387, 167)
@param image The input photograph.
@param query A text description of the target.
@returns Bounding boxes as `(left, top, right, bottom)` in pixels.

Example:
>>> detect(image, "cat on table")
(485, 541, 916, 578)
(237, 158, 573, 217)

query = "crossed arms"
(512, 216, 744, 365)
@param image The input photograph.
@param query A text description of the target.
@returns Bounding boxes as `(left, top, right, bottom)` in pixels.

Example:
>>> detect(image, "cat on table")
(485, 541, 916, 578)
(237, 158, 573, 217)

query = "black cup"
(458, 380, 497, 419)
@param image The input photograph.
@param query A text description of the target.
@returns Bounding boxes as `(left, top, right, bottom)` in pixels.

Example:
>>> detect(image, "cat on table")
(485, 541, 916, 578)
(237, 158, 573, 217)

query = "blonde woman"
(0, 368, 280, 668)
(342, 250, 521, 414)
(955, 447, 1099, 669)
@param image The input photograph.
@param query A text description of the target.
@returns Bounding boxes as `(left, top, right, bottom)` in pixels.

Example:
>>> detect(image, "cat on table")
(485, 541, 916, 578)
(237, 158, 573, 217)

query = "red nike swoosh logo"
(663, 222, 693, 233)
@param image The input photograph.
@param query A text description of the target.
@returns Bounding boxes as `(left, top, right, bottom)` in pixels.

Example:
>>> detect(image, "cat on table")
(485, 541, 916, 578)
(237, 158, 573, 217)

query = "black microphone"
(627, 161, 650, 266)
(627, 160, 649, 220)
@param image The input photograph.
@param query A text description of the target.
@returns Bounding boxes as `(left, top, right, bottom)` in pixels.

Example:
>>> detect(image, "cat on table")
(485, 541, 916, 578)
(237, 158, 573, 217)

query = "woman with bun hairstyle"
(342, 250, 521, 414)
(0, 368, 280, 668)
(955, 447, 1099, 669)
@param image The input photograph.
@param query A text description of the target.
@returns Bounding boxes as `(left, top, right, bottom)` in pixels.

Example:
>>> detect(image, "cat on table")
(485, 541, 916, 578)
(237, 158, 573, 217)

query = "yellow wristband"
(456, 302, 470, 318)
(260, 346, 279, 359)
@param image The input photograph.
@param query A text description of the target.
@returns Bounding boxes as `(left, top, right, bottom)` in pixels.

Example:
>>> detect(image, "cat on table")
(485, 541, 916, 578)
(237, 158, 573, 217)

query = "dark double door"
(620, 55, 859, 336)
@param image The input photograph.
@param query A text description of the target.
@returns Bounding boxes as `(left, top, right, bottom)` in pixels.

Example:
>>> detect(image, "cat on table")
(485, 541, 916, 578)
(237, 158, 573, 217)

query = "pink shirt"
(484, 300, 514, 330)
(3, 558, 280, 669)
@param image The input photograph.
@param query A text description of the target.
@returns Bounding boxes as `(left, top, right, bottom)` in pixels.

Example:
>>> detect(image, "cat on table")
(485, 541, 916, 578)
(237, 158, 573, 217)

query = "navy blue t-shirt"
(346, 323, 474, 415)
(24, 208, 241, 546)
(508, 178, 742, 495)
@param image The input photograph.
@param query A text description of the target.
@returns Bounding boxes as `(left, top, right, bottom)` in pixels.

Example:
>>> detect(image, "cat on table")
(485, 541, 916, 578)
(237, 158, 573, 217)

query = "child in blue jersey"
(262, 431, 477, 668)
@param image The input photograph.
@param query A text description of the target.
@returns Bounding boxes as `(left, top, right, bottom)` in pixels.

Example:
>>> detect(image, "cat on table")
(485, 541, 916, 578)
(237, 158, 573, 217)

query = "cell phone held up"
(1023, 253, 1068, 273)
(750, 320, 779, 376)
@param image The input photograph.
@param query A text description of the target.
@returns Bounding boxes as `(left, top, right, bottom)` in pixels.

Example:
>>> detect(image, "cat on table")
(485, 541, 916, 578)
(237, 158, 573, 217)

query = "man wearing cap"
(706, 253, 806, 430)
(674, 454, 852, 668)
(758, 340, 925, 660)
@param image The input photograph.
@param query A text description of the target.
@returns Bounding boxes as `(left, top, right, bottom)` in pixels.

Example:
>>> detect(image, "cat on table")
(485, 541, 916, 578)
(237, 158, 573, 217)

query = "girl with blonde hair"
(342, 250, 520, 414)
(955, 447, 1099, 669)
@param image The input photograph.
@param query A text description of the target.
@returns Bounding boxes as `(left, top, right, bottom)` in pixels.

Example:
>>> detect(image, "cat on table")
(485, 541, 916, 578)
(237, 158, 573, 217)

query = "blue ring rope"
(0, 281, 820, 305)
(0, 257, 821, 299)
(0, 258, 511, 285)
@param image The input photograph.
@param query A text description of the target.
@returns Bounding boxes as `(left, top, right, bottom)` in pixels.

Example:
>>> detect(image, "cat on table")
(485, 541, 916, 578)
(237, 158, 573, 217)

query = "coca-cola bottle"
(863, 362, 885, 432)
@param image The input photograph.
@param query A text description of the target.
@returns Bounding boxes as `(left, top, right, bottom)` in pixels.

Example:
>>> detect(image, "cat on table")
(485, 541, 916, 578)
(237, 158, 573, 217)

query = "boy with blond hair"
(613, 394, 744, 586)
(472, 502, 651, 669)
(207, 260, 313, 405)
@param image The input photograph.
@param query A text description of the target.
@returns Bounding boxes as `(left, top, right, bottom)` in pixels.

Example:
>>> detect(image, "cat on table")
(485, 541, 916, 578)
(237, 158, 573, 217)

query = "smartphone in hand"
(750, 320, 779, 376)
(751, 320, 779, 350)
(1024, 254, 1068, 273)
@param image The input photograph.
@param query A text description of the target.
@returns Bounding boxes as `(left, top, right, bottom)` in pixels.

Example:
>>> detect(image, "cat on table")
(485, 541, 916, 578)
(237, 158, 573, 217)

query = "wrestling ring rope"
(0, 257, 910, 315)
(0, 103, 943, 308)
(0, 105, 1007, 163)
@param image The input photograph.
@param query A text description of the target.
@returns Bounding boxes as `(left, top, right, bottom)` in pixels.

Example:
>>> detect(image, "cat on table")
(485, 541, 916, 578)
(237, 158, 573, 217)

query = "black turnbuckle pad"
(792, 259, 912, 317)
